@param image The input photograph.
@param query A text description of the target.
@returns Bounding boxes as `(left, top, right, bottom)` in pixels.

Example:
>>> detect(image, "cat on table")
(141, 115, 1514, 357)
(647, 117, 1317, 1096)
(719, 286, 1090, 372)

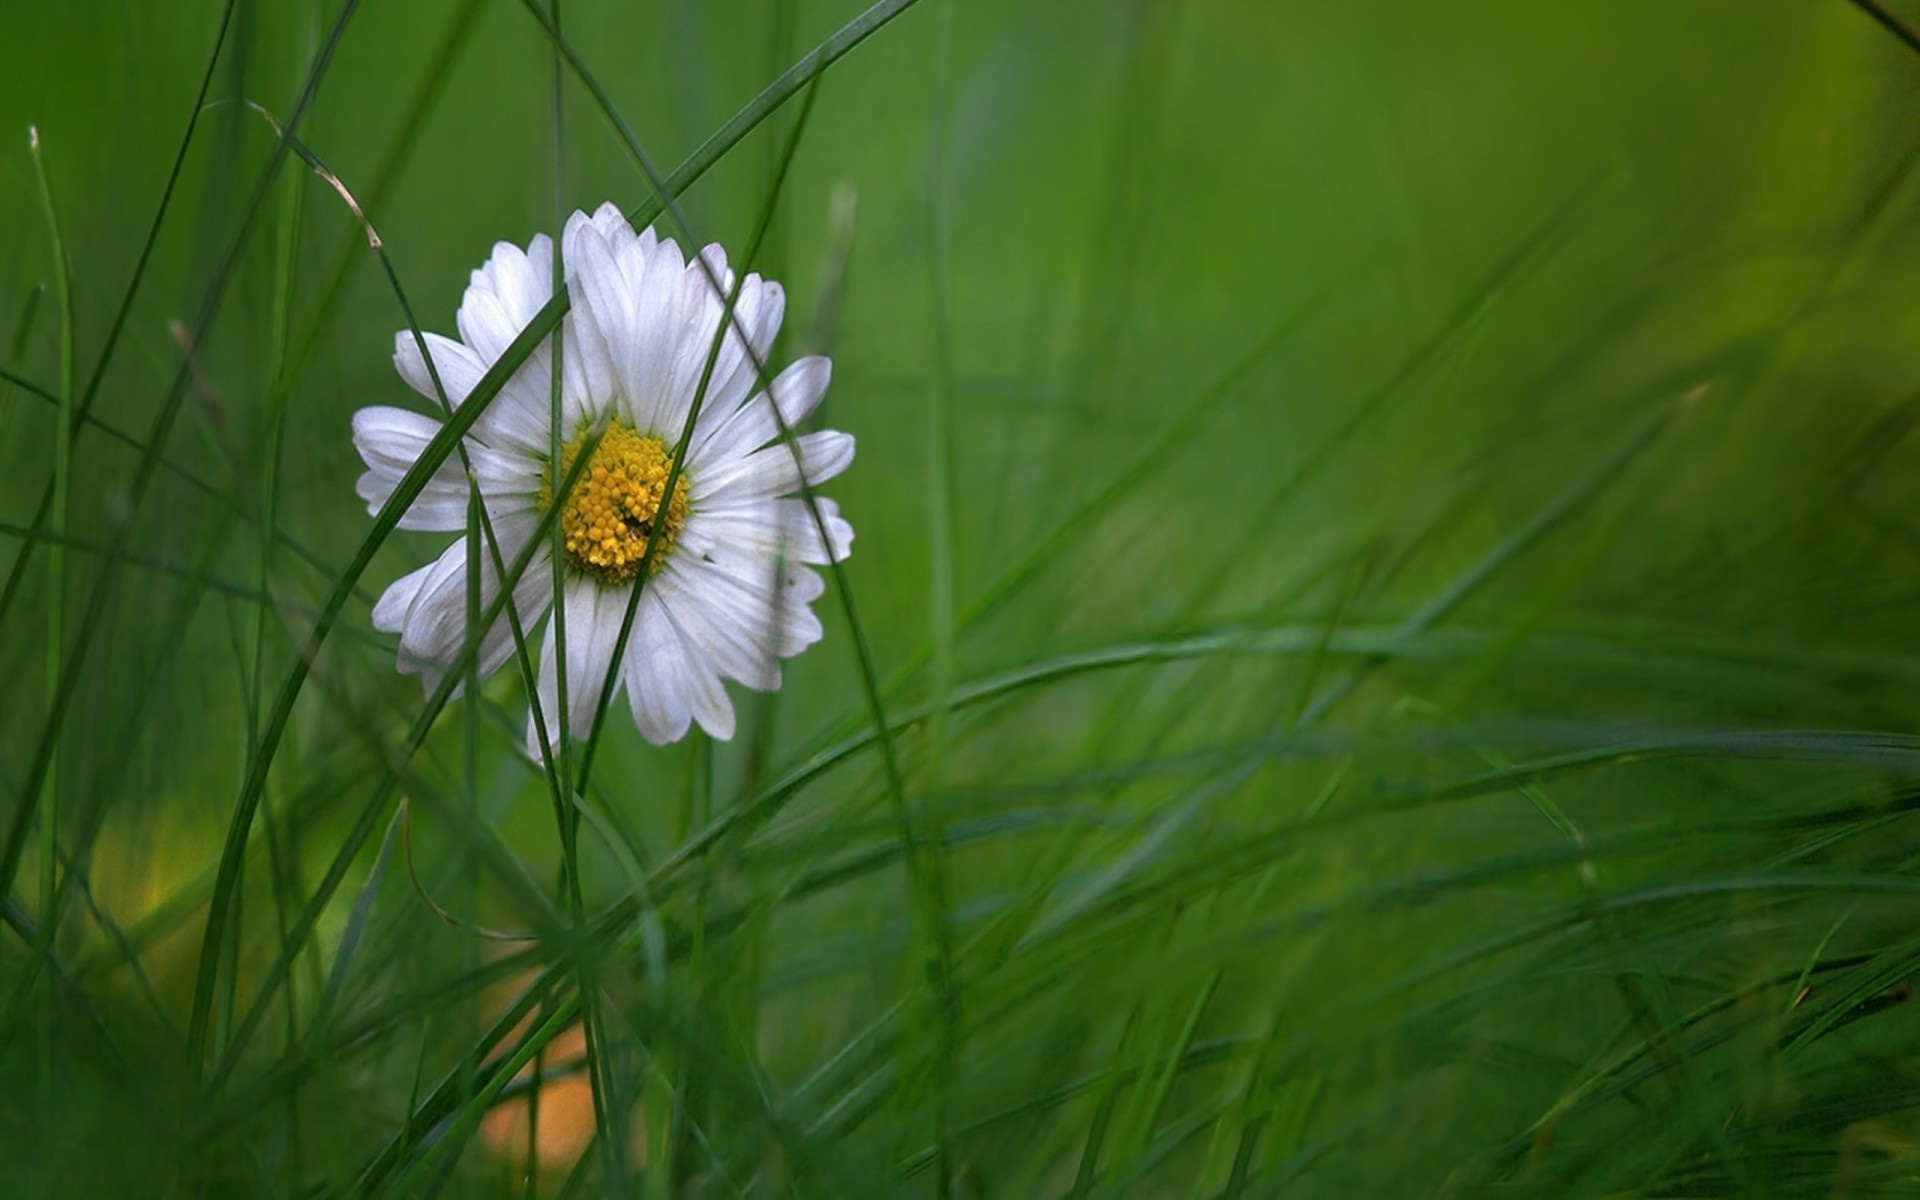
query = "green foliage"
(5, 0, 1920, 1194)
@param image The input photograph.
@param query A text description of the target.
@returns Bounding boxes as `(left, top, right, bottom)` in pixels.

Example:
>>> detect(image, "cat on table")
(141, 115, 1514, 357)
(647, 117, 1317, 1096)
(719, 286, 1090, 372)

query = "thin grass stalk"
(0, 284, 46, 431)
(207, 409, 597, 1094)
(184, 112, 571, 1088)
(922, 10, 961, 1193)
(26, 121, 74, 1117)
(513, 15, 961, 1184)
(200, 1, 931, 1100)
(1846, 0, 1920, 56)
(0, 0, 237, 637)
(538, 3, 630, 1188)
(255, 131, 306, 1187)
(280, 0, 485, 387)
(0, 0, 372, 1077)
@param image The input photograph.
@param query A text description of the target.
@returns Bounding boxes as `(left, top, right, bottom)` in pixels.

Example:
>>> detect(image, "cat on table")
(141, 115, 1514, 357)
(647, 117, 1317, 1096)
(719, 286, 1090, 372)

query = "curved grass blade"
(0, 0, 238, 635)
(1, 0, 367, 1013)
(193, 0, 945, 1104)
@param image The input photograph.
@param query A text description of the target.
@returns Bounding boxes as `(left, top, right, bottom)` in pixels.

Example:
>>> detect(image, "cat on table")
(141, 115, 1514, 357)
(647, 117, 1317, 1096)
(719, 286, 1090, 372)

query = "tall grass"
(6, 0, 1920, 1195)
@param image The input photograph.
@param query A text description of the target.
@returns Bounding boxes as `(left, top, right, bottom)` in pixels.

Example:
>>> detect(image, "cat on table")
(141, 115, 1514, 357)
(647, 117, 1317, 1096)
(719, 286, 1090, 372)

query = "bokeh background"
(6, 0, 1920, 1195)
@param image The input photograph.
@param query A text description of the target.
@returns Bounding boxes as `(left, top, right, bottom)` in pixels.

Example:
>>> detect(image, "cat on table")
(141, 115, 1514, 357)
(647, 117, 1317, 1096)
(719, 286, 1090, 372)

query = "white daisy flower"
(351, 202, 854, 748)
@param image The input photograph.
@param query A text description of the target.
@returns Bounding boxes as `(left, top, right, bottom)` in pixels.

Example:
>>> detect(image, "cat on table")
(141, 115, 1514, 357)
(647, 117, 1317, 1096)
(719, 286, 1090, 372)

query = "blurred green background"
(7, 0, 1920, 1195)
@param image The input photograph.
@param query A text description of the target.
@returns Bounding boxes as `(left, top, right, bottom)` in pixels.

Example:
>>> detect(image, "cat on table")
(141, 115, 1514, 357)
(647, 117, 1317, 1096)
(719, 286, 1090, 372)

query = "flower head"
(352, 203, 853, 748)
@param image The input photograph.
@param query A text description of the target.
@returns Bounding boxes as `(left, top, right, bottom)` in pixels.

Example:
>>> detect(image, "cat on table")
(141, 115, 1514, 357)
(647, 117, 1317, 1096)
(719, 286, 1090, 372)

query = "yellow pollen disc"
(540, 422, 690, 585)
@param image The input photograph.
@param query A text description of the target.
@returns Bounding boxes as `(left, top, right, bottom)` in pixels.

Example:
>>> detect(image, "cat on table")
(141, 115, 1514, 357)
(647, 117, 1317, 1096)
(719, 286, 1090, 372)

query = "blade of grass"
(1295, 401, 1673, 727)
(201, 0, 939, 1099)
(185, 105, 572, 1084)
(280, 0, 485, 386)
(835, 188, 1593, 763)
(253, 114, 308, 1178)
(1845, 0, 1920, 57)
(26, 121, 75, 1114)
(0, 283, 45, 431)
(0, 0, 238, 636)
(2, 0, 367, 1044)
(922, 13, 962, 1193)
(199, 312, 578, 1090)
(0, 362, 357, 586)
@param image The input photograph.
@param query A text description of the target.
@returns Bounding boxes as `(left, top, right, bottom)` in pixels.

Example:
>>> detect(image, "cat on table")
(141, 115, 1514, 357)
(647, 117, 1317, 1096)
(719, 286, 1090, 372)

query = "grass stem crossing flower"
(352, 203, 853, 747)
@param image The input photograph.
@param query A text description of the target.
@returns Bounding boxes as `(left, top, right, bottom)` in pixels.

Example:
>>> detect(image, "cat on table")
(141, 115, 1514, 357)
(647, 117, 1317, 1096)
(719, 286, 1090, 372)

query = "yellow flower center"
(542, 421, 690, 585)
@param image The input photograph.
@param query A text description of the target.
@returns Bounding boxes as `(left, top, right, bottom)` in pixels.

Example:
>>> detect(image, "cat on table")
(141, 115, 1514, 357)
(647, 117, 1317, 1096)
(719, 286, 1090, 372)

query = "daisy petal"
(589, 201, 638, 252)
(566, 214, 645, 429)
(657, 246, 735, 436)
(566, 582, 631, 740)
(366, 206, 855, 752)
(529, 579, 633, 753)
(380, 519, 552, 693)
(664, 552, 825, 662)
(623, 588, 696, 745)
(457, 236, 553, 362)
(678, 276, 785, 453)
(689, 355, 831, 472)
(525, 623, 562, 762)
(351, 405, 537, 530)
(679, 495, 853, 566)
(654, 559, 781, 691)
(624, 235, 687, 435)
(697, 278, 786, 430)
(669, 614, 738, 741)
(397, 323, 555, 457)
(392, 332, 486, 408)
(352, 406, 465, 531)
(561, 213, 624, 430)
(692, 430, 855, 503)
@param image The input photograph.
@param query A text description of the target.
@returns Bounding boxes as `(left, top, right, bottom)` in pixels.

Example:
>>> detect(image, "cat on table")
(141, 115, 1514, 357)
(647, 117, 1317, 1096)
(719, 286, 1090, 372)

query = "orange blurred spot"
(478, 985, 646, 1177)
